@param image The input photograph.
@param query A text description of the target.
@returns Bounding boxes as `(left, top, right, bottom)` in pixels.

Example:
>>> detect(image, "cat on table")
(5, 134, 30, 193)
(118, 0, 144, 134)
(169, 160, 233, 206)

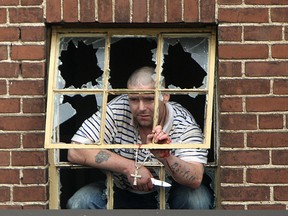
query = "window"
(45, 27, 216, 209)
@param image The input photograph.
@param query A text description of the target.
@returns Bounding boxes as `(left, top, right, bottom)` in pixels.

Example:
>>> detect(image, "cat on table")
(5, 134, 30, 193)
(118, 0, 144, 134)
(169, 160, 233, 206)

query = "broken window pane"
(109, 36, 157, 89)
(162, 37, 208, 91)
(52, 93, 102, 144)
(57, 37, 105, 89)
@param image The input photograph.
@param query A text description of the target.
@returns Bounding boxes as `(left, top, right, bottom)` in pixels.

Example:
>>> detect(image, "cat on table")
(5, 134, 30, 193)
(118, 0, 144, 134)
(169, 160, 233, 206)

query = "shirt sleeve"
(173, 125, 208, 164)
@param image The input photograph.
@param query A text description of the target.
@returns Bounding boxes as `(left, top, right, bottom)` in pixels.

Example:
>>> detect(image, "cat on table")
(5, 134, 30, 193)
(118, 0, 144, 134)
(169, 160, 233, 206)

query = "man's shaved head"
(127, 67, 156, 88)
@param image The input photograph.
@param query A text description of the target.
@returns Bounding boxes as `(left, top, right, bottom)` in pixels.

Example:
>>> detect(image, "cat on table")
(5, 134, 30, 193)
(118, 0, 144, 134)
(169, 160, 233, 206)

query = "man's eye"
(129, 98, 137, 102)
(144, 98, 154, 102)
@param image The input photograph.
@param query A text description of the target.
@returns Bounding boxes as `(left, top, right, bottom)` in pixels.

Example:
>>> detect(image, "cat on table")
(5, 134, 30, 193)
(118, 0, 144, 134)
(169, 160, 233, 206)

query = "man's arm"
(157, 154, 204, 188)
(68, 148, 134, 174)
(67, 148, 154, 191)
(148, 125, 204, 189)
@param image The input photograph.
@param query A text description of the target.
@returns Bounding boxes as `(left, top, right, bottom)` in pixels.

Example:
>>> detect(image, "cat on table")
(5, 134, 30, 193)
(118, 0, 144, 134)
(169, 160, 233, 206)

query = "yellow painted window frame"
(46, 27, 216, 209)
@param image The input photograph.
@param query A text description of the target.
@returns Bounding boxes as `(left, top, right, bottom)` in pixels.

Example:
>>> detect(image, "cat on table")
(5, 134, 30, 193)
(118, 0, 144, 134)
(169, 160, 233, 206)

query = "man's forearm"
(158, 155, 204, 189)
(68, 149, 135, 175)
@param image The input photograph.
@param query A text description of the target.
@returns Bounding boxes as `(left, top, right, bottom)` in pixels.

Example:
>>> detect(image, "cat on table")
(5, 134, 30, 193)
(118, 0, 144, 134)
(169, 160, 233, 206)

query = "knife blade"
(151, 178, 171, 187)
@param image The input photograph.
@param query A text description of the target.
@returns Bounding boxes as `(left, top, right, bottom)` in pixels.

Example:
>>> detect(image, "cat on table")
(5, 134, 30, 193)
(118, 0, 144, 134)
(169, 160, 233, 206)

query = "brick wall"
(0, 0, 47, 209)
(218, 0, 288, 210)
(0, 0, 287, 210)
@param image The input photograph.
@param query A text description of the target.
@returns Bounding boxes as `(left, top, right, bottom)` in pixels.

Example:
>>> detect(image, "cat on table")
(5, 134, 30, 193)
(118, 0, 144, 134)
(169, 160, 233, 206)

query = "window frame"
(45, 27, 216, 150)
(46, 27, 217, 209)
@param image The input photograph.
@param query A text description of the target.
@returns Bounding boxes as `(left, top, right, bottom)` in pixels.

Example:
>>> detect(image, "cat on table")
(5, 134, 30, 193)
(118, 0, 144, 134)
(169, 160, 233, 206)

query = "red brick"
(218, 0, 242, 4)
(9, 80, 45, 95)
(0, 116, 45, 131)
(23, 133, 45, 148)
(184, 0, 198, 22)
(274, 80, 288, 94)
(220, 150, 269, 166)
(0, 98, 20, 113)
(274, 187, 288, 201)
(244, 26, 282, 41)
(220, 114, 257, 130)
(150, 0, 164, 23)
(259, 114, 283, 129)
(219, 44, 268, 59)
(132, 0, 147, 22)
(218, 8, 269, 23)
(272, 150, 288, 165)
(0, 80, 6, 95)
(21, 0, 43, 6)
(0, 45, 8, 60)
(221, 205, 245, 210)
(285, 27, 288, 40)
(219, 97, 243, 112)
(247, 132, 288, 148)
(46, 0, 61, 22)
(22, 169, 47, 184)
(218, 61, 242, 77)
(63, 0, 78, 22)
(220, 132, 244, 148)
(247, 169, 288, 184)
(9, 8, 43, 23)
(13, 186, 47, 202)
(11, 45, 45, 60)
(21, 26, 45, 41)
(246, 62, 288, 77)
(98, 0, 113, 22)
(246, 0, 288, 4)
(0, 134, 20, 149)
(0, 205, 21, 210)
(167, 0, 182, 22)
(23, 205, 48, 209)
(0, 169, 20, 184)
(221, 186, 270, 201)
(246, 97, 288, 112)
(0, 8, 6, 23)
(200, 0, 215, 23)
(12, 151, 47, 166)
(248, 204, 286, 210)
(0, 187, 10, 202)
(0, 62, 20, 78)
(219, 79, 270, 95)
(218, 26, 242, 42)
(115, 0, 130, 22)
(272, 44, 288, 59)
(23, 98, 45, 113)
(22, 62, 45, 78)
(220, 168, 243, 183)
(0, 0, 18, 5)
(0, 152, 10, 166)
(80, 0, 95, 22)
(0, 27, 19, 41)
(271, 8, 288, 22)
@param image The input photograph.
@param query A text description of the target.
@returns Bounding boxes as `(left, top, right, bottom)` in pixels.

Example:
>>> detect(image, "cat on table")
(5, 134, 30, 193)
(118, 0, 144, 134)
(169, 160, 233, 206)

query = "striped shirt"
(72, 94, 208, 191)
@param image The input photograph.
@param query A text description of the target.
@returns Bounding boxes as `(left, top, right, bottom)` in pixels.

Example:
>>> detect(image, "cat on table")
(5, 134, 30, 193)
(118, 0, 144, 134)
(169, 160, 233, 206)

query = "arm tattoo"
(169, 162, 196, 182)
(95, 150, 111, 164)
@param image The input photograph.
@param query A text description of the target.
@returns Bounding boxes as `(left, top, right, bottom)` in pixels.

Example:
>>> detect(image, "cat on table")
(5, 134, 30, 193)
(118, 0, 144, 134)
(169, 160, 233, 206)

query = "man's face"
(128, 84, 168, 129)
(128, 92, 155, 128)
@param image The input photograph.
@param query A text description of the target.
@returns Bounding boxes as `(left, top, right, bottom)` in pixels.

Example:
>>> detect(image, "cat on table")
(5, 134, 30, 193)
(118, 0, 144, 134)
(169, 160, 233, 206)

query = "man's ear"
(163, 94, 170, 103)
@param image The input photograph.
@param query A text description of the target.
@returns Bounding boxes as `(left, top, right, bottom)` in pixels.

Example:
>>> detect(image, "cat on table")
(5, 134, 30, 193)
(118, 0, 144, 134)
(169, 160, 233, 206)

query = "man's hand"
(127, 165, 154, 192)
(147, 125, 171, 159)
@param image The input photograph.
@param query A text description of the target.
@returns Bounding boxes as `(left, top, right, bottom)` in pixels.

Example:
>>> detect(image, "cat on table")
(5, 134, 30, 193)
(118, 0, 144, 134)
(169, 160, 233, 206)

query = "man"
(67, 66, 214, 209)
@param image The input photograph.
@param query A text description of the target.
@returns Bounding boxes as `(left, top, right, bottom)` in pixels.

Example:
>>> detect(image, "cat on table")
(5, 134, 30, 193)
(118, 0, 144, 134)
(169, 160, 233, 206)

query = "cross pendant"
(131, 167, 142, 186)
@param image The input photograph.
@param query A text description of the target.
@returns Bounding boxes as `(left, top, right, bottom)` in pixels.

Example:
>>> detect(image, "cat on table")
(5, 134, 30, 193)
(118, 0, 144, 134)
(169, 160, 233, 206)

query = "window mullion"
(99, 34, 111, 146)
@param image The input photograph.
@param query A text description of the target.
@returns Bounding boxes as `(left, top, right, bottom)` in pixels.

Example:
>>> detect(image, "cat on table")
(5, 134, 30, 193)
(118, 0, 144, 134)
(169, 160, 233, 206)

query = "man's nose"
(139, 100, 146, 110)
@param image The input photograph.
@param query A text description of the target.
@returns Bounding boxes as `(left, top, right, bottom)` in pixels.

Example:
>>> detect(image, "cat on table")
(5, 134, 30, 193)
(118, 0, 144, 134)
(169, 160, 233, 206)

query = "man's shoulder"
(169, 101, 192, 116)
(108, 94, 129, 106)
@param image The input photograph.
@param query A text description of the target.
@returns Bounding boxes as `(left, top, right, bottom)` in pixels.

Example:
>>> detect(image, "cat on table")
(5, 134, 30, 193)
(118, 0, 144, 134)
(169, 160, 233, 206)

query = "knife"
(151, 178, 171, 187)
